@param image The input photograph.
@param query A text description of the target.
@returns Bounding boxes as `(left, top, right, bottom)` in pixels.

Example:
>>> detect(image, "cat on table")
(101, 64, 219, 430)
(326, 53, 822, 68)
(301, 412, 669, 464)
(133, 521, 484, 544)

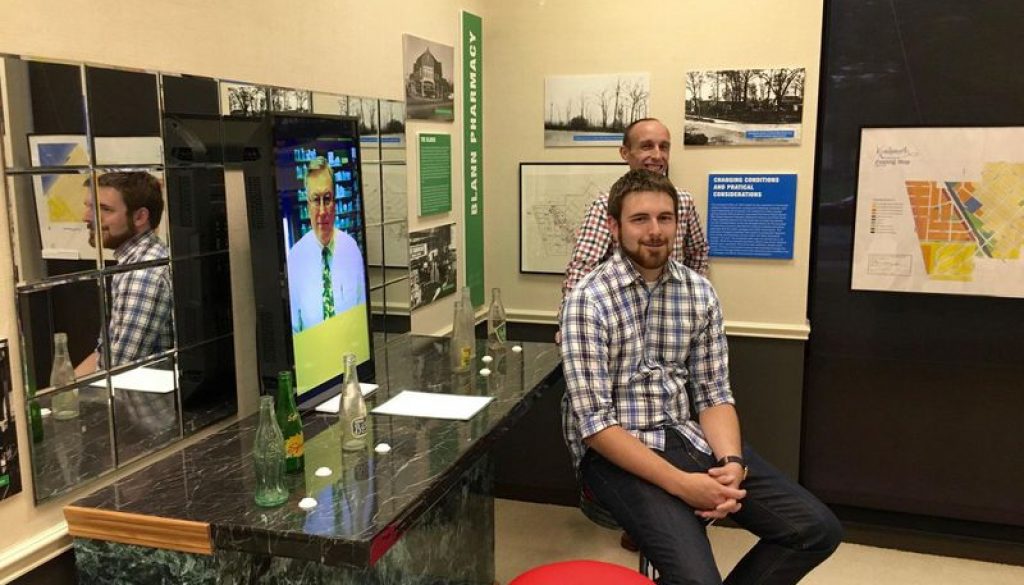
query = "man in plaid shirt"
(559, 118, 709, 328)
(561, 170, 840, 584)
(76, 172, 173, 375)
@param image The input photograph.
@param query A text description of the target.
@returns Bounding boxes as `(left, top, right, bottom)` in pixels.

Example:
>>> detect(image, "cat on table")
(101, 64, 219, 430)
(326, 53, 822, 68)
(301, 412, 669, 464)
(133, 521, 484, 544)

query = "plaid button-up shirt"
(561, 250, 733, 471)
(559, 189, 708, 321)
(99, 230, 173, 368)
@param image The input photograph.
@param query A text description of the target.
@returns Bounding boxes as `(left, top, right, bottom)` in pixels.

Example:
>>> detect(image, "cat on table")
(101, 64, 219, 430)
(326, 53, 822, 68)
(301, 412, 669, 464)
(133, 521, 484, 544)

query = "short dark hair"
(622, 117, 663, 147)
(97, 172, 164, 229)
(607, 169, 678, 221)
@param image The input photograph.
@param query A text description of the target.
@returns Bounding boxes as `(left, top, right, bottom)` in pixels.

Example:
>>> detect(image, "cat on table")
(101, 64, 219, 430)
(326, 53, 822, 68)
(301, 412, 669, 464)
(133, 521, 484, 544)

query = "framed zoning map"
(852, 126, 1024, 298)
(519, 162, 626, 274)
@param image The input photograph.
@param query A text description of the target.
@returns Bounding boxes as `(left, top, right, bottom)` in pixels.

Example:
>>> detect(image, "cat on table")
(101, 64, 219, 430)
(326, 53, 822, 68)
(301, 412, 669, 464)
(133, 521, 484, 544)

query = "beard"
(620, 238, 670, 273)
(88, 225, 135, 250)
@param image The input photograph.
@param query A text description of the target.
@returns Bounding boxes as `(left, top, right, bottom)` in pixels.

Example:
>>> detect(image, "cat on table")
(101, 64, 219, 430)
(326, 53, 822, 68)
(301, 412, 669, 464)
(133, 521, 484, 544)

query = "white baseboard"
(0, 522, 71, 584)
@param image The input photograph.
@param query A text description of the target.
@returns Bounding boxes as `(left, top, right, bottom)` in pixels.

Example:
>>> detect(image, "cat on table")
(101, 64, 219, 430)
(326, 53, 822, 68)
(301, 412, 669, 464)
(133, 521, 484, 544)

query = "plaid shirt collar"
(114, 229, 158, 263)
(606, 247, 686, 290)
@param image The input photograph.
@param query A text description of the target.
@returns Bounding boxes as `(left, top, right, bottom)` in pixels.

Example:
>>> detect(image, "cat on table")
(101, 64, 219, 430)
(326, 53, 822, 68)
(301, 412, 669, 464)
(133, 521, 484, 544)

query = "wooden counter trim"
(64, 506, 213, 555)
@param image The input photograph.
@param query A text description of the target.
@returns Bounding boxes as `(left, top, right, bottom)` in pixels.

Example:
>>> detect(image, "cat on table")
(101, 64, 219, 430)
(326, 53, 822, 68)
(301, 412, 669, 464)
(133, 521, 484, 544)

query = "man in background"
(560, 118, 709, 324)
(76, 172, 172, 375)
(287, 156, 365, 333)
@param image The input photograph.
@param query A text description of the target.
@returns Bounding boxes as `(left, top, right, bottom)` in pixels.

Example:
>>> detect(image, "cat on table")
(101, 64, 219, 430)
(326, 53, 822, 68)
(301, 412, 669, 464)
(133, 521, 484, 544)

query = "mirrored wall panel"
(1, 57, 89, 170)
(86, 66, 162, 167)
(110, 357, 180, 464)
(5, 171, 102, 283)
(28, 379, 115, 501)
(178, 336, 237, 436)
(2, 56, 239, 502)
(3, 54, 414, 501)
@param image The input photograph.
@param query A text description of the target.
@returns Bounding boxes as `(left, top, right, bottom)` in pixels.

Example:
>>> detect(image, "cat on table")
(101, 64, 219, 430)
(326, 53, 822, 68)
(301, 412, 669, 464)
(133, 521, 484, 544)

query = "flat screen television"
(246, 114, 373, 407)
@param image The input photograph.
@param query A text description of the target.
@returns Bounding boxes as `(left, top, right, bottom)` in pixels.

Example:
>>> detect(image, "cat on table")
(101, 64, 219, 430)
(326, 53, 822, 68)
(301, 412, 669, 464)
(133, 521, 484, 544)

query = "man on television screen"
(287, 156, 366, 333)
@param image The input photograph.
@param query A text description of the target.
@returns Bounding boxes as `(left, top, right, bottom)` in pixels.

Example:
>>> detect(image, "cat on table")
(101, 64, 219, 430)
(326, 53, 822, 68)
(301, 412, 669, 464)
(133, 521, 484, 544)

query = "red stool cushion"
(509, 560, 656, 585)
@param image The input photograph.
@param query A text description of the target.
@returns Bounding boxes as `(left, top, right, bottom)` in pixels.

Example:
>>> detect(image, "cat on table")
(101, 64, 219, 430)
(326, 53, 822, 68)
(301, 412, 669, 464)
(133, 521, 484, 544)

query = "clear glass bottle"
(253, 395, 289, 507)
(451, 299, 474, 372)
(49, 333, 79, 420)
(340, 353, 368, 451)
(487, 287, 507, 347)
(276, 371, 304, 474)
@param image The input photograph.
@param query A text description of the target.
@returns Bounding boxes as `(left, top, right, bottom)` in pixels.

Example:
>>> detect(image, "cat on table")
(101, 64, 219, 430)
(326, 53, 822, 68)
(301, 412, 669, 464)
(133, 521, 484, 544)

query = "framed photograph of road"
(519, 162, 627, 274)
(851, 126, 1024, 298)
(403, 34, 455, 122)
(544, 73, 650, 147)
(684, 68, 805, 146)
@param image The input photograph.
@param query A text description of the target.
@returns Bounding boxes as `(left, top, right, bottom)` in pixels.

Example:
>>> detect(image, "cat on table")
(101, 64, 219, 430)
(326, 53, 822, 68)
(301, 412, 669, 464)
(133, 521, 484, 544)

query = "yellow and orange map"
(853, 127, 1024, 298)
(905, 163, 1024, 281)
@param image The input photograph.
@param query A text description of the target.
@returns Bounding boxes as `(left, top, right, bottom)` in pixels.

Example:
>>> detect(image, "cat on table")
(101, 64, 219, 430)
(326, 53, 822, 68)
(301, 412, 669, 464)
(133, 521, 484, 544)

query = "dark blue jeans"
(580, 430, 842, 585)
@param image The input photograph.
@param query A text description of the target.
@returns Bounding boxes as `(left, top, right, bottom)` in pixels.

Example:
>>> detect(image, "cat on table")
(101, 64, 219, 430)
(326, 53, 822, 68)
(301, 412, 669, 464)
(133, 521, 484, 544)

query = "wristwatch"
(717, 455, 749, 481)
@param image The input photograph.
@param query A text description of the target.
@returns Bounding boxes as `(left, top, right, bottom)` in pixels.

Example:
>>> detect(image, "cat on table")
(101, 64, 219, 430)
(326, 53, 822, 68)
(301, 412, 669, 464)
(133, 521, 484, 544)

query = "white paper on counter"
(314, 383, 379, 414)
(89, 367, 176, 394)
(370, 390, 493, 421)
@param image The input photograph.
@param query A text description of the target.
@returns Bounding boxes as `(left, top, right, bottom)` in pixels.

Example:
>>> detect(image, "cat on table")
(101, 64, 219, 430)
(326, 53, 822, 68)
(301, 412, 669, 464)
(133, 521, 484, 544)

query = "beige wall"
(485, 0, 824, 338)
(0, 0, 824, 579)
(0, 0, 483, 579)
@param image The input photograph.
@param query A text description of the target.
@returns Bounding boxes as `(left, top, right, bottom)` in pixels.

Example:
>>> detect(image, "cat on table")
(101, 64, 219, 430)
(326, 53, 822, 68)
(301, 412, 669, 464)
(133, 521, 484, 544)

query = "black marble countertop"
(69, 335, 562, 567)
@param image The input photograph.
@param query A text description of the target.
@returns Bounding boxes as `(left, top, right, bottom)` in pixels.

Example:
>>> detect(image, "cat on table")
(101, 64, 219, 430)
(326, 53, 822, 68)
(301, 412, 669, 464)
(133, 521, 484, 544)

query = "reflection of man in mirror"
(75, 172, 173, 376)
(288, 156, 366, 333)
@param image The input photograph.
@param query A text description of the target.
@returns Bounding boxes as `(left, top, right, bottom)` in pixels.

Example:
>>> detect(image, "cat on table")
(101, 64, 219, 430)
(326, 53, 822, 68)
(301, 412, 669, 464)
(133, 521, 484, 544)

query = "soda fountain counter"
(63, 335, 562, 584)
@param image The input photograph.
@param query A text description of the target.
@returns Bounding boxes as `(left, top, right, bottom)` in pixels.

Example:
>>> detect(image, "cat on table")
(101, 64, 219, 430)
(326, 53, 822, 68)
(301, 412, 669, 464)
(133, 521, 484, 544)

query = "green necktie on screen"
(322, 246, 336, 319)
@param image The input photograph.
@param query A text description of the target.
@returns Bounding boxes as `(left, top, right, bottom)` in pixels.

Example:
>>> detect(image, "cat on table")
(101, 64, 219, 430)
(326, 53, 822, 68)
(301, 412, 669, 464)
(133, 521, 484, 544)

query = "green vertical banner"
(462, 11, 484, 307)
(418, 133, 452, 216)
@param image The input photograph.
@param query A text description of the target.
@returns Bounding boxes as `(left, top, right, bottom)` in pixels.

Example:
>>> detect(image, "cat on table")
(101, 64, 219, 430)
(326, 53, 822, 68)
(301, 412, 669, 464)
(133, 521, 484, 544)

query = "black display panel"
(246, 115, 372, 406)
(804, 0, 1024, 528)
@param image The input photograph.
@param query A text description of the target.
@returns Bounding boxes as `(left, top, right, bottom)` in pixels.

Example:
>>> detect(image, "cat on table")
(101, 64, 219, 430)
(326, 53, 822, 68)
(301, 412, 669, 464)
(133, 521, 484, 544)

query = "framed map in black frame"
(518, 162, 627, 274)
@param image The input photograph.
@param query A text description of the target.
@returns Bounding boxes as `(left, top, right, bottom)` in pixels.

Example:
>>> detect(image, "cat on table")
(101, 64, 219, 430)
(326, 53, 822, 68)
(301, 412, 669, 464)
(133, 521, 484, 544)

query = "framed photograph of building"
(684, 68, 805, 146)
(519, 162, 627, 274)
(403, 34, 455, 122)
(409, 223, 457, 310)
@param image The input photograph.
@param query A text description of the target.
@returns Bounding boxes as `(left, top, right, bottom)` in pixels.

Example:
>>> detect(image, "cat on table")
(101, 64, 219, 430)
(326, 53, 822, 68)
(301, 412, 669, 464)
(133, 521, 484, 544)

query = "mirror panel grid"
(1, 57, 89, 171)
(27, 379, 115, 501)
(17, 279, 106, 393)
(3, 54, 417, 501)
(171, 253, 233, 349)
(110, 357, 181, 465)
(5, 171, 103, 284)
(178, 336, 237, 437)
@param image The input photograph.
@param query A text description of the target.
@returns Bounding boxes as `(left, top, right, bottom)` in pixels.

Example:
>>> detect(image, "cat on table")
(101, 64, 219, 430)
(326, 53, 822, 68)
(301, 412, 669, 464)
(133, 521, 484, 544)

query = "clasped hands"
(675, 462, 747, 522)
